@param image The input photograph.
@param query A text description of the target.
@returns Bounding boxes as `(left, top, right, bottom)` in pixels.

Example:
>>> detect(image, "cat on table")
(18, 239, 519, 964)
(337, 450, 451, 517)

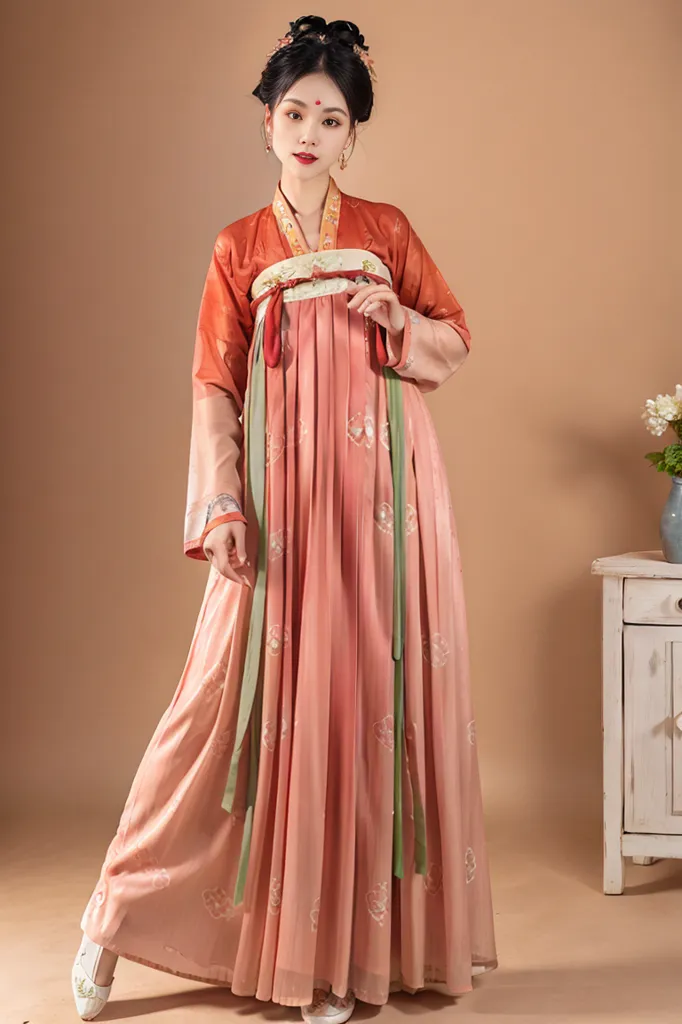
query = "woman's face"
(265, 72, 353, 179)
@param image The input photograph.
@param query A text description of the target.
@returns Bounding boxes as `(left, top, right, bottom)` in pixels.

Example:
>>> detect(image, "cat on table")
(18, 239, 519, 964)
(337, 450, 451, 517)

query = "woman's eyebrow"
(283, 97, 347, 116)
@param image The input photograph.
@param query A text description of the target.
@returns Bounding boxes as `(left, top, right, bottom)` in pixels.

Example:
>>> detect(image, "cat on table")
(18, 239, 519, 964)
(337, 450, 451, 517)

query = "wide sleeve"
(183, 230, 253, 561)
(382, 208, 471, 393)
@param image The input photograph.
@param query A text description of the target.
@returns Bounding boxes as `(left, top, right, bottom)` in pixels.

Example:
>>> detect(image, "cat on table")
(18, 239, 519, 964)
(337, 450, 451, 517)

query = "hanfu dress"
(79, 176, 498, 1007)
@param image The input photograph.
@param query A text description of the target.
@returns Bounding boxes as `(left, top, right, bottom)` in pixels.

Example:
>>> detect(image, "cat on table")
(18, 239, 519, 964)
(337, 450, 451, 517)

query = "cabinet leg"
(602, 574, 625, 895)
(604, 831, 625, 894)
(632, 855, 658, 866)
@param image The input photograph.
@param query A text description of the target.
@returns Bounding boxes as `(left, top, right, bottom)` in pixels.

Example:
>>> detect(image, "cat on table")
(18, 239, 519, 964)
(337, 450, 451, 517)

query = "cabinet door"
(624, 625, 682, 833)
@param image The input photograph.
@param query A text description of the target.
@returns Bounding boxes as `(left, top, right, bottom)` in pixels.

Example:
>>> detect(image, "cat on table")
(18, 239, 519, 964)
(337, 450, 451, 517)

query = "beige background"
(1, 0, 680, 829)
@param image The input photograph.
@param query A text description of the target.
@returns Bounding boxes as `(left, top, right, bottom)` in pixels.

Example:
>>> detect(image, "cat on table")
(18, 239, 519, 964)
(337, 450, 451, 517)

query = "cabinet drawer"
(623, 578, 682, 624)
(624, 625, 682, 833)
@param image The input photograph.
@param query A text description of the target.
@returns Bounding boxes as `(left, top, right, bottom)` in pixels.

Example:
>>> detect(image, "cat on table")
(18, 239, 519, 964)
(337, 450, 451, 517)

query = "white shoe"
(71, 933, 115, 1020)
(302, 987, 356, 1024)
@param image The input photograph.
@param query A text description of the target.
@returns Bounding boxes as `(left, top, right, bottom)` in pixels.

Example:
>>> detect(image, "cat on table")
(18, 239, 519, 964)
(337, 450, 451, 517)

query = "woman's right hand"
(203, 521, 252, 588)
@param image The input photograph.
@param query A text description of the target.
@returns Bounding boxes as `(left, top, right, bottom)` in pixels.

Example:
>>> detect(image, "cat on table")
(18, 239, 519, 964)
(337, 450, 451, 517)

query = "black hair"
(252, 15, 374, 125)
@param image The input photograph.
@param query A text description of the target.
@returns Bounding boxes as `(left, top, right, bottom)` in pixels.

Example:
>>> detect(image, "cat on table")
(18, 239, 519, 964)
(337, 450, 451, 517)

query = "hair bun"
(287, 15, 327, 41)
(325, 20, 367, 51)
(287, 15, 368, 53)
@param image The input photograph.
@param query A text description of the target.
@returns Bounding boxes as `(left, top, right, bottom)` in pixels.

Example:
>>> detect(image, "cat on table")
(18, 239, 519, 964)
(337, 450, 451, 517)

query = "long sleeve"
(383, 208, 471, 393)
(184, 230, 253, 561)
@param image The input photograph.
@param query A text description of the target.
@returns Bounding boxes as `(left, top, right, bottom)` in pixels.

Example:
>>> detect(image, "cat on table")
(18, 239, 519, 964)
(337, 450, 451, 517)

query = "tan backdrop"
(2, 0, 680, 828)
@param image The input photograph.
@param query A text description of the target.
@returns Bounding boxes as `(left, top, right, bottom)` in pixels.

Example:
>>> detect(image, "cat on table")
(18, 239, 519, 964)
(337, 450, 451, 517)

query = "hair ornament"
(263, 26, 377, 81)
(264, 33, 294, 61)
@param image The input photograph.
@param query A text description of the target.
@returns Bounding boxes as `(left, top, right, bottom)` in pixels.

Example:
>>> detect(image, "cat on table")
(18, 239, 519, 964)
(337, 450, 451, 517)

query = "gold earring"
(339, 130, 356, 170)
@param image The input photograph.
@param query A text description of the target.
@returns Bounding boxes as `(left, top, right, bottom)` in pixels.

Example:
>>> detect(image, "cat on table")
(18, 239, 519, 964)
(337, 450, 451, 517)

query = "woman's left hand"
(346, 281, 406, 336)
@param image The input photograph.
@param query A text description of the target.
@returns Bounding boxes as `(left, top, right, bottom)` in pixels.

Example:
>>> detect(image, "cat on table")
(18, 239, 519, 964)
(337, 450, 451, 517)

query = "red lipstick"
(294, 153, 318, 164)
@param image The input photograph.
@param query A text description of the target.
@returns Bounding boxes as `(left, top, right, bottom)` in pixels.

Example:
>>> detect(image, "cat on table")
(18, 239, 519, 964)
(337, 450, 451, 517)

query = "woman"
(72, 15, 498, 1023)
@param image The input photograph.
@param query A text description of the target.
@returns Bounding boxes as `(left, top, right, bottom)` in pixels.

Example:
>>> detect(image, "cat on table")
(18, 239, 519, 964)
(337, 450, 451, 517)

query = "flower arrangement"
(642, 384, 682, 478)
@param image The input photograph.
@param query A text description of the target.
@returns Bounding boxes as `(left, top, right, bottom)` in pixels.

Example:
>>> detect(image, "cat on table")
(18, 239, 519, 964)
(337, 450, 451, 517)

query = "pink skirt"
(80, 278, 498, 1006)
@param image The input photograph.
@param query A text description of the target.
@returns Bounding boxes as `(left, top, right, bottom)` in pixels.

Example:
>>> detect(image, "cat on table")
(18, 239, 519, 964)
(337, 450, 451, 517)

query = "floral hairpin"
(264, 31, 377, 81)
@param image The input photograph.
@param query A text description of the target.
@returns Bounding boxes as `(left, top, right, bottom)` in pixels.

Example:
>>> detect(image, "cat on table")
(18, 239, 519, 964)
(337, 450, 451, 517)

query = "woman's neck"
(279, 171, 330, 220)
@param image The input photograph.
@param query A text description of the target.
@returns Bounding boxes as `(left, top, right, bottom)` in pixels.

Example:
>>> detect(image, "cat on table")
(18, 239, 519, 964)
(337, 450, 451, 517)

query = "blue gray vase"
(661, 475, 682, 562)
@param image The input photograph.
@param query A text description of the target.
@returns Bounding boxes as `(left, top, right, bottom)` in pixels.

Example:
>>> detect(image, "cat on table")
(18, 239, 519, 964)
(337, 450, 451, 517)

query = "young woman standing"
(72, 16, 497, 1022)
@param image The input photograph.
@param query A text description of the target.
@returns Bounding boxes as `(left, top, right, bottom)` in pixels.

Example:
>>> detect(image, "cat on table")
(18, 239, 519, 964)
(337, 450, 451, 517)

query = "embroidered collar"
(272, 175, 341, 256)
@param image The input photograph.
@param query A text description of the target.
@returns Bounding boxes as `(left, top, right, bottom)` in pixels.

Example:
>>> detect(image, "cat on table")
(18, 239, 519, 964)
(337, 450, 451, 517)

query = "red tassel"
(375, 322, 388, 367)
(263, 289, 284, 368)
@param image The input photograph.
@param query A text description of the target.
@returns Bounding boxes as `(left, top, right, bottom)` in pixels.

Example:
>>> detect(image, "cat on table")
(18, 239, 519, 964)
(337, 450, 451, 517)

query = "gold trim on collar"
(272, 176, 341, 256)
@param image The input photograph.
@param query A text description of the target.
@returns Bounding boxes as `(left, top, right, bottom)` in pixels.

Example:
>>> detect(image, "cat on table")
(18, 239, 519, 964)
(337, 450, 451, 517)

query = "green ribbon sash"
(385, 366, 427, 879)
(221, 316, 268, 906)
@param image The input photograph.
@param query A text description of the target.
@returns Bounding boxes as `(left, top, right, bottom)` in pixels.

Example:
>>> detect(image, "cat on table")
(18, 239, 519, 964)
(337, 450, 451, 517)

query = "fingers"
(346, 282, 393, 310)
(204, 544, 252, 588)
(220, 560, 252, 587)
(233, 530, 249, 567)
(214, 554, 253, 587)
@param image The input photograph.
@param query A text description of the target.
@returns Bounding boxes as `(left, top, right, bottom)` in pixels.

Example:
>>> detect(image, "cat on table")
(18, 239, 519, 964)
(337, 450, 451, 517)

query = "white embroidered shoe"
(71, 933, 116, 1020)
(301, 987, 356, 1024)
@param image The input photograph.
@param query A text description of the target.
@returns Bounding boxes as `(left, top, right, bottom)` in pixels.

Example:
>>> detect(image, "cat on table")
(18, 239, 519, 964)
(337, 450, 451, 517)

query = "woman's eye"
(285, 111, 340, 127)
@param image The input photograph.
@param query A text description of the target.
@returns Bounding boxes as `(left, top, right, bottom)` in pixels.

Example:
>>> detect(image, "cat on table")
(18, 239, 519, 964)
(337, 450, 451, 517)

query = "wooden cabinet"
(592, 551, 682, 894)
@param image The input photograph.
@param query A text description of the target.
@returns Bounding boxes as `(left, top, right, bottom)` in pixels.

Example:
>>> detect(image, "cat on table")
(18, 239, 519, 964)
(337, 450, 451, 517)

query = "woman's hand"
(203, 521, 252, 588)
(346, 281, 406, 337)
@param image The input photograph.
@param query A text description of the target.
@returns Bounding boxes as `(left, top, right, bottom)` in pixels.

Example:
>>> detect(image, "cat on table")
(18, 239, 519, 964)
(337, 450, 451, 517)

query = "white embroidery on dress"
(422, 633, 450, 668)
(132, 846, 171, 890)
(366, 881, 390, 925)
(266, 624, 289, 656)
(202, 887, 239, 919)
(372, 713, 394, 751)
(187, 654, 229, 708)
(281, 717, 289, 742)
(200, 671, 226, 703)
(467, 720, 476, 745)
(424, 862, 443, 895)
(465, 847, 477, 884)
(151, 868, 171, 889)
(347, 412, 376, 449)
(402, 352, 415, 371)
(209, 727, 233, 757)
(262, 720, 277, 752)
(268, 876, 282, 915)
(408, 309, 420, 324)
(375, 502, 394, 534)
(310, 894, 320, 932)
(406, 504, 418, 535)
(269, 528, 290, 560)
(267, 419, 308, 466)
(379, 422, 391, 451)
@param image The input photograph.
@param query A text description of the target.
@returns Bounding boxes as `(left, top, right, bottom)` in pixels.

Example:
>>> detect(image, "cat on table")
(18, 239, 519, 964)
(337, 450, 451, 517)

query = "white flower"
(641, 387, 682, 436)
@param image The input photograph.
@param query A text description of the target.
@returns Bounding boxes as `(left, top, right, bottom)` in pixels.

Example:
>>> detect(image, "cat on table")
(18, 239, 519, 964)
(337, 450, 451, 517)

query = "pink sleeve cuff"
(184, 510, 248, 561)
(381, 305, 414, 371)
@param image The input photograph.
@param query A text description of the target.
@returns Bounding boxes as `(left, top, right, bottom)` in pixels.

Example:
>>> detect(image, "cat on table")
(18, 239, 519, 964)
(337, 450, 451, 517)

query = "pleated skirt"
(80, 281, 498, 1006)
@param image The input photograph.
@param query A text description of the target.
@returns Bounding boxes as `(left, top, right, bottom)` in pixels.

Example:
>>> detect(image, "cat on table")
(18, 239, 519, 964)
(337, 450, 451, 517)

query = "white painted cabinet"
(591, 551, 682, 894)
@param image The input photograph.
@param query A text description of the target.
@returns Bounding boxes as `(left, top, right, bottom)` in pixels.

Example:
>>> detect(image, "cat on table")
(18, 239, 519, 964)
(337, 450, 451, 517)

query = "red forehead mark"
(315, 99, 321, 105)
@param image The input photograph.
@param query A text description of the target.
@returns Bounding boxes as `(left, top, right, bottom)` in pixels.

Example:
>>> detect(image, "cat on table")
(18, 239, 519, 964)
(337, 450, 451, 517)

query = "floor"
(2, 809, 682, 1024)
